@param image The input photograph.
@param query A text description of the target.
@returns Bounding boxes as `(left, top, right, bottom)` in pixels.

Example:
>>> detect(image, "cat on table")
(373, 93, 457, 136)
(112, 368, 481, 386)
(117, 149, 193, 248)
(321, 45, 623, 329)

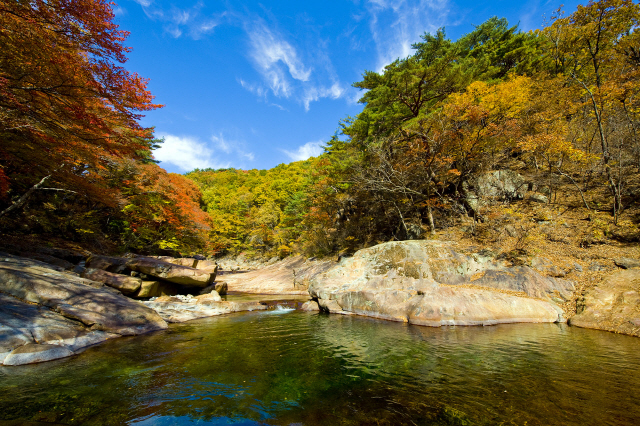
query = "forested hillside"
(0, 0, 210, 255)
(188, 0, 640, 258)
(1, 0, 639, 260)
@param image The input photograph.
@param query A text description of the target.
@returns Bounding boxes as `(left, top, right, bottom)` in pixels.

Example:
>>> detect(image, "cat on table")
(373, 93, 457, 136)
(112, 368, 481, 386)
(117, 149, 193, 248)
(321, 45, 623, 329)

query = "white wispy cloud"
(245, 20, 312, 98)
(283, 141, 325, 161)
(366, 0, 450, 72)
(131, 1, 225, 39)
(132, 0, 152, 7)
(154, 134, 229, 172)
(239, 17, 352, 111)
(302, 82, 345, 111)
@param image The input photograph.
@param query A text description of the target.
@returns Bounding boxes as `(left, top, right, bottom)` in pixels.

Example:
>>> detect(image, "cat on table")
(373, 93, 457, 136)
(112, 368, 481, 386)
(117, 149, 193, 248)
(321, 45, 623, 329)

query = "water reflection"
(1, 311, 640, 425)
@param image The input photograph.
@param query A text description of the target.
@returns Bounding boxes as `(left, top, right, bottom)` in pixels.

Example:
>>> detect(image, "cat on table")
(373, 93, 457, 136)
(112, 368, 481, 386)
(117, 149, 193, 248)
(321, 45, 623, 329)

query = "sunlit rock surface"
(308, 241, 566, 326)
(570, 269, 640, 336)
(223, 256, 334, 295)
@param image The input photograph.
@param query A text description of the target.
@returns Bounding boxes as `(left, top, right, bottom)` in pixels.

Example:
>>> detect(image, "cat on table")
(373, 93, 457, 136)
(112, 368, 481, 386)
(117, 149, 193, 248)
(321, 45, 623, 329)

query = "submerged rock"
(308, 241, 566, 327)
(144, 293, 267, 323)
(570, 270, 640, 337)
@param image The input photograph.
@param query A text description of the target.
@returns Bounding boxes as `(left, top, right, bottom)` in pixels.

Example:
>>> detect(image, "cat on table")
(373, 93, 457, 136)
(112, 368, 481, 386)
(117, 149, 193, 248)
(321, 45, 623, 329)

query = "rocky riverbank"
(2, 236, 639, 366)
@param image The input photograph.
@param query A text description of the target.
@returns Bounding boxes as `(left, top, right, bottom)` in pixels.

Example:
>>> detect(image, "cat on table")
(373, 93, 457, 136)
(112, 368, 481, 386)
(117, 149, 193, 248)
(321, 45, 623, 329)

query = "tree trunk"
(0, 174, 51, 218)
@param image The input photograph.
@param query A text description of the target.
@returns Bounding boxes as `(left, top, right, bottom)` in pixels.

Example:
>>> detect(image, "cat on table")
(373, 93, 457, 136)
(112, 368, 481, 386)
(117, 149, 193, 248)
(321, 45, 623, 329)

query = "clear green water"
(2, 309, 640, 426)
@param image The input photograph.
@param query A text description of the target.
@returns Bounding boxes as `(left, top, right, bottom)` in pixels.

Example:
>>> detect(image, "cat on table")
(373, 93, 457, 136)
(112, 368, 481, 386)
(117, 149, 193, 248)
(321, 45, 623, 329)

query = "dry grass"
(438, 194, 640, 318)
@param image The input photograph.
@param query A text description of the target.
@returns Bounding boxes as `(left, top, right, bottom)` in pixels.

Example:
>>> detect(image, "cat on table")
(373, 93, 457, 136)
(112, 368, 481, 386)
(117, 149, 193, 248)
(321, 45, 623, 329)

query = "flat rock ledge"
(222, 256, 335, 295)
(144, 294, 267, 323)
(308, 240, 567, 327)
(0, 254, 168, 366)
(570, 269, 640, 337)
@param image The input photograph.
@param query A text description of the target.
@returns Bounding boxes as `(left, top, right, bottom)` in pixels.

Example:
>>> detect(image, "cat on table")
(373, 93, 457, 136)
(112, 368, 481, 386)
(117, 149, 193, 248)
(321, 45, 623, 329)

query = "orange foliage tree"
(0, 0, 162, 217)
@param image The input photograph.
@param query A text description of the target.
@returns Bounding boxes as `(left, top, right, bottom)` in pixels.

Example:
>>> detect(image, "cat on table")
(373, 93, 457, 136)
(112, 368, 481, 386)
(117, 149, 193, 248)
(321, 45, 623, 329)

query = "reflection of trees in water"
(2, 314, 640, 425)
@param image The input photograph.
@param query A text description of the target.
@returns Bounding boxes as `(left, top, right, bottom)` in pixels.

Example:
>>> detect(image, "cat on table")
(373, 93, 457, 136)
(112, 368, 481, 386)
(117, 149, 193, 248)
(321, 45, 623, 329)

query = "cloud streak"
(131, 1, 225, 39)
(366, 0, 450, 71)
(246, 20, 312, 98)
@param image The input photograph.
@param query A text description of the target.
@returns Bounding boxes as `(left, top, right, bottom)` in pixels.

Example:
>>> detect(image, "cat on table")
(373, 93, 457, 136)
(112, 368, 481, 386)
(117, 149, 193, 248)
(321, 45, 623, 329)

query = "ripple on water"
(1, 312, 640, 425)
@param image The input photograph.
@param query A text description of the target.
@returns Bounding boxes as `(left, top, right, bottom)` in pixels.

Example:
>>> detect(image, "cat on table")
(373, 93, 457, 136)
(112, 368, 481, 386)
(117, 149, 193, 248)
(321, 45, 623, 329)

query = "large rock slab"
(223, 256, 333, 294)
(85, 254, 129, 274)
(308, 241, 564, 326)
(81, 268, 142, 295)
(3, 343, 75, 366)
(570, 270, 640, 336)
(0, 292, 118, 365)
(126, 256, 213, 288)
(0, 254, 168, 337)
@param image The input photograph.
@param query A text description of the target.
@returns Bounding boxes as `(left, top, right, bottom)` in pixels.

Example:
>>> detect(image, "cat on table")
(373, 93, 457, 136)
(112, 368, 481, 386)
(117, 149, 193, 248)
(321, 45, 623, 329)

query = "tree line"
(2, 0, 638, 258)
(189, 0, 640, 257)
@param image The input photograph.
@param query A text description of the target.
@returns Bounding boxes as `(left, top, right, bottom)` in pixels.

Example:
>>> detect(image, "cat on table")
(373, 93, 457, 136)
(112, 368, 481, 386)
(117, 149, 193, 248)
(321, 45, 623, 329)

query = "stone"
(0, 291, 120, 365)
(195, 259, 219, 276)
(33, 247, 87, 264)
(531, 256, 567, 278)
(197, 281, 228, 296)
(0, 254, 168, 336)
(86, 254, 129, 274)
(528, 193, 549, 203)
(215, 282, 228, 295)
(135, 281, 180, 298)
(308, 241, 565, 327)
(195, 291, 222, 303)
(3, 344, 75, 366)
(163, 257, 198, 268)
(135, 281, 160, 298)
(301, 300, 320, 311)
(614, 258, 640, 270)
(589, 262, 607, 272)
(570, 270, 640, 337)
(126, 256, 213, 288)
(81, 268, 142, 294)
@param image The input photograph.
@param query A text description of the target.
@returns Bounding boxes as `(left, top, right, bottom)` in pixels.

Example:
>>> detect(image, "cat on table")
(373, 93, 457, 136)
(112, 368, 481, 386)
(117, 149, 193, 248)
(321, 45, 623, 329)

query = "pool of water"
(1, 308, 640, 425)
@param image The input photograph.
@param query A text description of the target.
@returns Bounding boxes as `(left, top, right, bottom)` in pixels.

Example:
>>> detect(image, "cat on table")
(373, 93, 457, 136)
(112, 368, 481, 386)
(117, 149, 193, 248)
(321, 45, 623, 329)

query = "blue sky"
(114, 0, 582, 173)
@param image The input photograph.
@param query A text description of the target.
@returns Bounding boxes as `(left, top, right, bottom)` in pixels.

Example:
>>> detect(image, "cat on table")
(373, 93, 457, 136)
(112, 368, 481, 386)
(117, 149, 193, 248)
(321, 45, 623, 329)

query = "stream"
(1, 298, 640, 425)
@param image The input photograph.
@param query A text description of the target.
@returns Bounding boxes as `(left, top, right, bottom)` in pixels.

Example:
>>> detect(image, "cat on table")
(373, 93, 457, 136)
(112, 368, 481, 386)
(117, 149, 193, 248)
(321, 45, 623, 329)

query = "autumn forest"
(1, 0, 639, 259)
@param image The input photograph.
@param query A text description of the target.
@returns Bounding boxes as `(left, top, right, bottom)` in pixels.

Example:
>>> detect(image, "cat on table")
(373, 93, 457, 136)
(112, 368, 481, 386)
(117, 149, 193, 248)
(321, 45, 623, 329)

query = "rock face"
(463, 170, 526, 213)
(614, 258, 640, 270)
(144, 294, 267, 323)
(0, 254, 168, 365)
(126, 256, 214, 288)
(570, 270, 640, 336)
(308, 241, 567, 326)
(223, 256, 334, 294)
